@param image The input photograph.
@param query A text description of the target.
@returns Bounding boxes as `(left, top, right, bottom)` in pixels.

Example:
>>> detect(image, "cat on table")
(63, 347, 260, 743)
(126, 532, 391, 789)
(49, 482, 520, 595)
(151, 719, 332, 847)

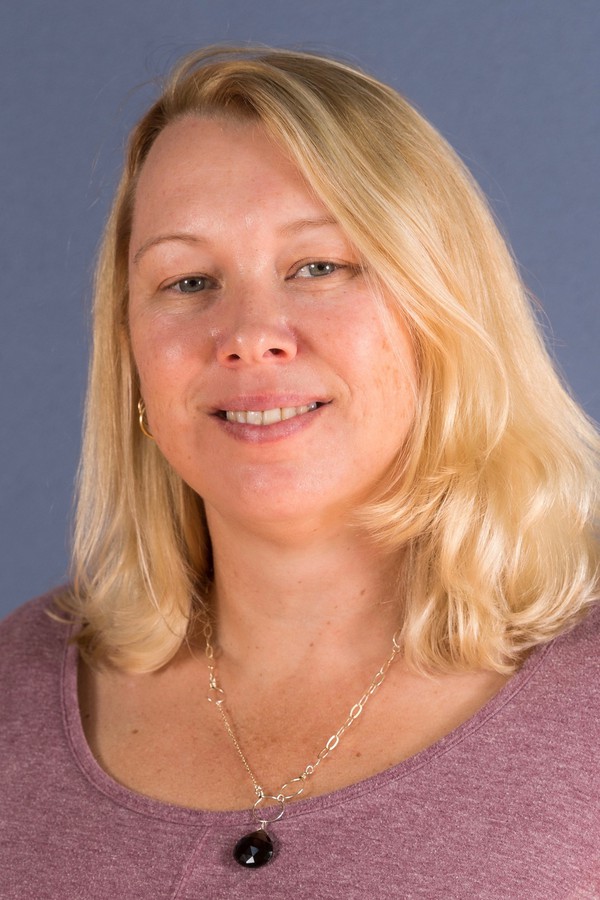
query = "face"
(128, 116, 417, 532)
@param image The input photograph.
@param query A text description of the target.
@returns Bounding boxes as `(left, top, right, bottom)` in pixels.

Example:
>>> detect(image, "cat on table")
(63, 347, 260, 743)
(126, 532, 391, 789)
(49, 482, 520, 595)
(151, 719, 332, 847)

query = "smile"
(223, 402, 320, 426)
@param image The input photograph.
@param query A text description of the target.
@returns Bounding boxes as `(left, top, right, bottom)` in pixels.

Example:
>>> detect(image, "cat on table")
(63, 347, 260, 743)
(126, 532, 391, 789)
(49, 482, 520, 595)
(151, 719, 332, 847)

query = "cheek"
(370, 340, 418, 454)
(349, 310, 417, 416)
(129, 314, 201, 400)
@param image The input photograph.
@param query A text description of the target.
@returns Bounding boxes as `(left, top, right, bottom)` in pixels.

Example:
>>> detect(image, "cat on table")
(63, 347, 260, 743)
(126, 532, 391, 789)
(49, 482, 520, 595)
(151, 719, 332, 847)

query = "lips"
(223, 402, 320, 426)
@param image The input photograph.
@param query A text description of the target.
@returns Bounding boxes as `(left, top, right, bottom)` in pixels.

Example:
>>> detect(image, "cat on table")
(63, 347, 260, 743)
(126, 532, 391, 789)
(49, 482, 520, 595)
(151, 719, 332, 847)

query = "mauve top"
(0, 593, 599, 899)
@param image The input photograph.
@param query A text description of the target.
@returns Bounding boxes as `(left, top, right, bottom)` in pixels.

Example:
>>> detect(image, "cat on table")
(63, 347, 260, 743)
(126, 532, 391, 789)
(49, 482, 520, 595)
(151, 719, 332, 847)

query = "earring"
(137, 399, 154, 440)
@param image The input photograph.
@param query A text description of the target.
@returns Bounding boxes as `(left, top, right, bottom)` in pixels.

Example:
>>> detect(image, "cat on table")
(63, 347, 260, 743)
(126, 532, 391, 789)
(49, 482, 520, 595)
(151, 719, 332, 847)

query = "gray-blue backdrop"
(1, 0, 598, 619)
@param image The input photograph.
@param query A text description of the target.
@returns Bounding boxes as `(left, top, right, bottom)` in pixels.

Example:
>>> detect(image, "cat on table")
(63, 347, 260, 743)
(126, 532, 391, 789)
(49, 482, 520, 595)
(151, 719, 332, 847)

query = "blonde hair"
(65, 45, 599, 673)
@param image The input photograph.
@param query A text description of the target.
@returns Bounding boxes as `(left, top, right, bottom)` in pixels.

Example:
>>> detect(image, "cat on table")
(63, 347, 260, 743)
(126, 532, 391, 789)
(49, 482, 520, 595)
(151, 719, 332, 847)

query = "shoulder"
(522, 602, 600, 707)
(547, 601, 600, 673)
(510, 602, 600, 751)
(0, 588, 74, 688)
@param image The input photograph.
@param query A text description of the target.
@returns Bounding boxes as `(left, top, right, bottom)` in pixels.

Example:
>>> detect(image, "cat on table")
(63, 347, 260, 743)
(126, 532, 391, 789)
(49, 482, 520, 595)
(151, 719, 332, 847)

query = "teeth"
(262, 407, 282, 425)
(225, 402, 318, 426)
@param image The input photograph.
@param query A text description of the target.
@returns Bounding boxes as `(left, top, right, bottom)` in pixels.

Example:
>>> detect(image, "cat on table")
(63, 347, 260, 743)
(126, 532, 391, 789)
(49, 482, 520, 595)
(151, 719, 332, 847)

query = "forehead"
(128, 116, 350, 266)
(133, 116, 318, 213)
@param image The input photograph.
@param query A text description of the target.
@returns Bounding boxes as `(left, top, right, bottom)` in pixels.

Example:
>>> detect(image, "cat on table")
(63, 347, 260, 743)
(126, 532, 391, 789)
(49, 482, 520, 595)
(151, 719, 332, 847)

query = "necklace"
(204, 620, 402, 868)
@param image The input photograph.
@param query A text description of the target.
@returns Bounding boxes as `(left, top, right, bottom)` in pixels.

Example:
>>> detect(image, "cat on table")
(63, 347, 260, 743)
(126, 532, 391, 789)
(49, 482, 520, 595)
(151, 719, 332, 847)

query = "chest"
(78, 657, 511, 811)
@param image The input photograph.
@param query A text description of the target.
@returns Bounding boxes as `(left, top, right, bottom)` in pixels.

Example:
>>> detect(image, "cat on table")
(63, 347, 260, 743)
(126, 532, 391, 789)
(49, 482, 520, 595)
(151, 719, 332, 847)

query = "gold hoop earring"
(137, 399, 154, 440)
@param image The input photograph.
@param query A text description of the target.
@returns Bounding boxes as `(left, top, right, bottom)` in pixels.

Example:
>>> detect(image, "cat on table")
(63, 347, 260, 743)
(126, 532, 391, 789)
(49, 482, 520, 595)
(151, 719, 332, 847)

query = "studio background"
(1, 0, 598, 619)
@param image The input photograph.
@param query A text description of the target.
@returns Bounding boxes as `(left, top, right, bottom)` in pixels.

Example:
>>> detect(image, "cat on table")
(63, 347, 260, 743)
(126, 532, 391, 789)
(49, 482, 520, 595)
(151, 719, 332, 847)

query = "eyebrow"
(279, 215, 338, 235)
(131, 216, 340, 267)
(132, 233, 207, 266)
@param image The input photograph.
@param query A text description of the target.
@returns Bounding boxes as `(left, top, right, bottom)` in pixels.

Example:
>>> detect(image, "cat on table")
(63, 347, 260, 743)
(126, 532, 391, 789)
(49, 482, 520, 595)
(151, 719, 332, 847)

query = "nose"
(215, 288, 298, 367)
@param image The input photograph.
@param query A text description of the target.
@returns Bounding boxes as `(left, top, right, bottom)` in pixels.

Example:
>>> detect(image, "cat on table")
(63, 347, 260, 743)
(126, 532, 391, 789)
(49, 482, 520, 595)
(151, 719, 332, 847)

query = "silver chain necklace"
(204, 620, 402, 868)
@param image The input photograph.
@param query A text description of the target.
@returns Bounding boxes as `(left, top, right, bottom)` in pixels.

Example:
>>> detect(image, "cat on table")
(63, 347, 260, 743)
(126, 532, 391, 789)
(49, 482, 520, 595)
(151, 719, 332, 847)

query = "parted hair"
(65, 45, 599, 673)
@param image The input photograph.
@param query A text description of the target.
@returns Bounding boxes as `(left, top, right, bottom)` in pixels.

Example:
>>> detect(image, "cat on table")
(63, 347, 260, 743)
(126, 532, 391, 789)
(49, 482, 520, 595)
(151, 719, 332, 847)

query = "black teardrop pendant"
(234, 828, 274, 868)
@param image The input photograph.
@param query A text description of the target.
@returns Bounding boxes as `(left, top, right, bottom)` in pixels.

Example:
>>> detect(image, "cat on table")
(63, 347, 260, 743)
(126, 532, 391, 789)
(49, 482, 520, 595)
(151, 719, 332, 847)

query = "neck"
(203, 507, 402, 679)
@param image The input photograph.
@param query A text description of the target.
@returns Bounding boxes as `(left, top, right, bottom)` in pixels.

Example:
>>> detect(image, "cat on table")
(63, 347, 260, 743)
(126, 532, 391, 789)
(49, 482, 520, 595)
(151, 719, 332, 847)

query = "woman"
(0, 46, 598, 898)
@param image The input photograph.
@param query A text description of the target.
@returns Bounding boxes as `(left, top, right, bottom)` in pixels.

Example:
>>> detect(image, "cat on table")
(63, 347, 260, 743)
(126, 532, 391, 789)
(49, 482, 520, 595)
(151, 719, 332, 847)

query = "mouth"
(216, 401, 325, 426)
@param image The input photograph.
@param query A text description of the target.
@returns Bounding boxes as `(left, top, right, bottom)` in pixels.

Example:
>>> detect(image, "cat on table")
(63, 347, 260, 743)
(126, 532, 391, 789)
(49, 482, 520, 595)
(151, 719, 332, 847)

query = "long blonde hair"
(65, 46, 599, 673)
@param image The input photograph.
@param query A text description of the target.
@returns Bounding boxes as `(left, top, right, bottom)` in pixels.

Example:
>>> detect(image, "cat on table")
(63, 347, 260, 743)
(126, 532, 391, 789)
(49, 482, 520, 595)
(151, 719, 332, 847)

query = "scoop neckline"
(61, 621, 553, 827)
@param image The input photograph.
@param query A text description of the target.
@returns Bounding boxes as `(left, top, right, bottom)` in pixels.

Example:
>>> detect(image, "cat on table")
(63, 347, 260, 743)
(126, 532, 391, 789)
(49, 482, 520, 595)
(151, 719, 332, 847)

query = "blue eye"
(173, 276, 209, 293)
(295, 262, 339, 278)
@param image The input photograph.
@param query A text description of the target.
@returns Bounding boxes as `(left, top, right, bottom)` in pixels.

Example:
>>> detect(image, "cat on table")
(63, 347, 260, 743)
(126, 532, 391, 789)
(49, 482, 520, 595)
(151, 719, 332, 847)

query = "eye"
(293, 261, 340, 279)
(169, 275, 212, 293)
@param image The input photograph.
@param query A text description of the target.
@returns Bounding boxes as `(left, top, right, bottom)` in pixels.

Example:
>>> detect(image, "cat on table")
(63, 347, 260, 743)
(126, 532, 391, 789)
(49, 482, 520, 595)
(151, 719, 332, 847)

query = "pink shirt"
(1, 593, 599, 898)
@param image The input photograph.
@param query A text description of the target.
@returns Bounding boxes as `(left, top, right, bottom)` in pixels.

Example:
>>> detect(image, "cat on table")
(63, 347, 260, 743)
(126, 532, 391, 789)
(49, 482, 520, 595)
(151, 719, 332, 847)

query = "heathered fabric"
(0, 594, 599, 899)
